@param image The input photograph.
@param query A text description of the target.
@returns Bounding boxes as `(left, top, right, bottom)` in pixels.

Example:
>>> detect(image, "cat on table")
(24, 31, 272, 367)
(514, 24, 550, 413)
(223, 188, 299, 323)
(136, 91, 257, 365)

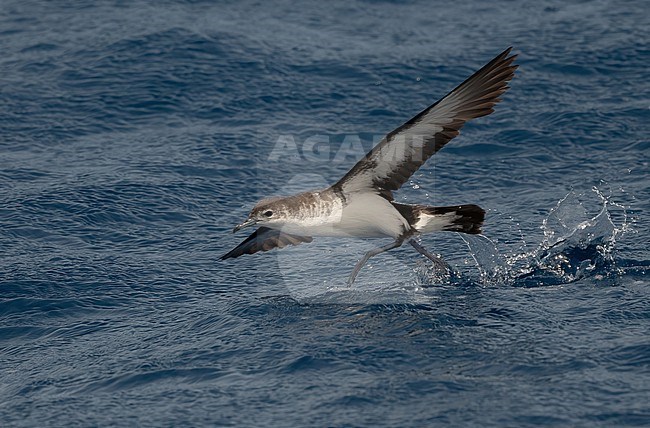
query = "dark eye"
(263, 210, 273, 217)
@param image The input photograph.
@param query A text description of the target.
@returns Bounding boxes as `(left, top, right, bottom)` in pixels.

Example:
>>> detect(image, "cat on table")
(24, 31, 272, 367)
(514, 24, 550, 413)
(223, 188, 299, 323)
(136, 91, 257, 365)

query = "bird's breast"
(278, 192, 346, 236)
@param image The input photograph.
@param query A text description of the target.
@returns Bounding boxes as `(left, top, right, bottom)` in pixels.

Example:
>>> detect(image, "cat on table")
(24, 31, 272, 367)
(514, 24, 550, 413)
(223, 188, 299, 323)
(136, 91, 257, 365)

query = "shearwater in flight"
(222, 47, 518, 285)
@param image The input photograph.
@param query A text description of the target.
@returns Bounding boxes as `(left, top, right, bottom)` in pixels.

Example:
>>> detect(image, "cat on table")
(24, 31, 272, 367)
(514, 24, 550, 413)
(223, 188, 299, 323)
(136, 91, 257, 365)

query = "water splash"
(460, 188, 631, 287)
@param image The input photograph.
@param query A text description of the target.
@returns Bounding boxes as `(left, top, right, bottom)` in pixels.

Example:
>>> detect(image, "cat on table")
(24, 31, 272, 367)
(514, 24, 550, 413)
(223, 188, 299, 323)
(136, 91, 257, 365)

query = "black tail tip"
(450, 204, 485, 234)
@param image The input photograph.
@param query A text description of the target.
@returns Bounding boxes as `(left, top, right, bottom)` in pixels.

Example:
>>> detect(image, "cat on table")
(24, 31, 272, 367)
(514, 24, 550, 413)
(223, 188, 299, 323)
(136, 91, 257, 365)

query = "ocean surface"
(1, 0, 649, 426)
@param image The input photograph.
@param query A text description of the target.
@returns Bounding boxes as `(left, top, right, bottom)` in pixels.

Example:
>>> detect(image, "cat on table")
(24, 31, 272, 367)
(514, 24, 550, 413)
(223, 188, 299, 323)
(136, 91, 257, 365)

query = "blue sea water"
(1, 0, 649, 426)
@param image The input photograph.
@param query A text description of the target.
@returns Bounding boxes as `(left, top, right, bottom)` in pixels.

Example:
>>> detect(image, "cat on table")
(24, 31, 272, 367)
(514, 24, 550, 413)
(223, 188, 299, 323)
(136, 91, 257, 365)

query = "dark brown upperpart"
(335, 47, 518, 197)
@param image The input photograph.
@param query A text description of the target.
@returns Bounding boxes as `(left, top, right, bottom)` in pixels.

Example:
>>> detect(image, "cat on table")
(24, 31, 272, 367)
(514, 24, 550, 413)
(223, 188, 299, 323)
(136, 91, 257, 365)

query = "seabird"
(222, 47, 518, 285)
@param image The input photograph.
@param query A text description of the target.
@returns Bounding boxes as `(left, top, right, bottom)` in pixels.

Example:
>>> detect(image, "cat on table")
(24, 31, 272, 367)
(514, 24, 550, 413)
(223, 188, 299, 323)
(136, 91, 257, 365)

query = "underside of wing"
(335, 47, 518, 195)
(220, 227, 313, 260)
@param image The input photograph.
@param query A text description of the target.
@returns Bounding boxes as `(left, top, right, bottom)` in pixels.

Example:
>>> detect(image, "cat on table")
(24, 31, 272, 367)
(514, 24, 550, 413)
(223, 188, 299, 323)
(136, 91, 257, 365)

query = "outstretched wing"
(335, 47, 518, 195)
(220, 227, 313, 260)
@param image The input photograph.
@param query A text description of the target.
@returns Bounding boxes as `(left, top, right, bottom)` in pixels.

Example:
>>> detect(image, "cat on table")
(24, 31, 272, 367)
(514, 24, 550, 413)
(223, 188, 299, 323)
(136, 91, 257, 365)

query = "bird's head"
(232, 196, 290, 233)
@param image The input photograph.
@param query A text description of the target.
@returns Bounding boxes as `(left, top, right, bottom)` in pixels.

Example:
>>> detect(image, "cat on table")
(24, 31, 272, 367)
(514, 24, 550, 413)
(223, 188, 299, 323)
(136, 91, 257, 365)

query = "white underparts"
(277, 191, 409, 239)
(413, 211, 460, 234)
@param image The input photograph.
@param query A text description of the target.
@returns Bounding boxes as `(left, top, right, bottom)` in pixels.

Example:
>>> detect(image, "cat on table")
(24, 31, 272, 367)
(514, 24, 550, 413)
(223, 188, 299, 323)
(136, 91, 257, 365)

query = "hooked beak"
(233, 218, 257, 233)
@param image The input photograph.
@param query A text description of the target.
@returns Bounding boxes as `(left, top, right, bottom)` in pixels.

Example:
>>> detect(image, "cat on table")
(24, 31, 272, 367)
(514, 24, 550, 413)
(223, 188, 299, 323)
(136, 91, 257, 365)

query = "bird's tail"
(392, 203, 485, 235)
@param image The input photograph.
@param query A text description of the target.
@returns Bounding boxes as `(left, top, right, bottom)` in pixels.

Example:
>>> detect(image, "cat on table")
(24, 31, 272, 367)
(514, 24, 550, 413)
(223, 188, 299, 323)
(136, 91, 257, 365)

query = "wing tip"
(220, 229, 314, 261)
(497, 47, 519, 73)
(502, 46, 517, 59)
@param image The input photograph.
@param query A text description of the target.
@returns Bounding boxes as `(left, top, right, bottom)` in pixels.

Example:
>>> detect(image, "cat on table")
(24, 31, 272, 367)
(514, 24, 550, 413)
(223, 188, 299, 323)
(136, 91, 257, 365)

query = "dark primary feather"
(220, 227, 313, 260)
(335, 47, 518, 196)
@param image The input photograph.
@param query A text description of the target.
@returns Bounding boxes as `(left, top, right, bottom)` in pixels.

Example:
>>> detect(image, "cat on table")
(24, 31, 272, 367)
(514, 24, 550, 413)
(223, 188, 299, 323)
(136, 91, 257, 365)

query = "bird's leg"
(347, 239, 403, 286)
(408, 239, 451, 271)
